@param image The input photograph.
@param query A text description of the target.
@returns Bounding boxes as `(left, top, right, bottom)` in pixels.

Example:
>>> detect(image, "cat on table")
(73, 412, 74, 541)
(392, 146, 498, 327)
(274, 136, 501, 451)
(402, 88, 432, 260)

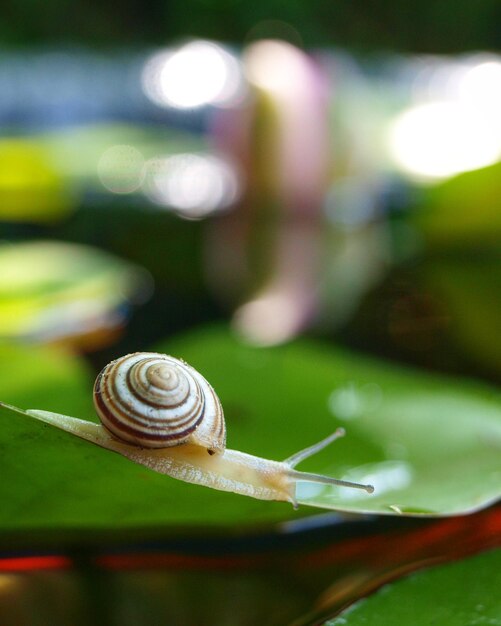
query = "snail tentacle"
(283, 428, 374, 495)
(283, 427, 346, 467)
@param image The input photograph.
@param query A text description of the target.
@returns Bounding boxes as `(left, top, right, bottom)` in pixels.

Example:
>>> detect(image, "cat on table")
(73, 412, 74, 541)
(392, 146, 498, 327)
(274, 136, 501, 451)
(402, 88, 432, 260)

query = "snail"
(0, 352, 374, 507)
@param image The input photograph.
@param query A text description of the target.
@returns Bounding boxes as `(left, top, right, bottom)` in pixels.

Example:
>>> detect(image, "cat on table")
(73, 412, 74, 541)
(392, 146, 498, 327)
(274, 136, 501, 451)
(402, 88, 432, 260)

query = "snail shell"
(93, 353, 226, 453)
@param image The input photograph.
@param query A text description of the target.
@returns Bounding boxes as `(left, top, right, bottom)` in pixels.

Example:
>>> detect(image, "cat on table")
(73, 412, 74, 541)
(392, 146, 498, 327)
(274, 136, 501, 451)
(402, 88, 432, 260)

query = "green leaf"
(413, 161, 501, 248)
(0, 241, 146, 342)
(0, 326, 500, 533)
(325, 548, 501, 626)
(163, 327, 501, 517)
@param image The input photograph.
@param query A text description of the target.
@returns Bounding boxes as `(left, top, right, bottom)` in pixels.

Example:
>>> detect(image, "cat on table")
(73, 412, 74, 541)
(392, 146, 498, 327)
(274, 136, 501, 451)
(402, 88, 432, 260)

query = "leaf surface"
(0, 326, 500, 531)
(326, 548, 501, 626)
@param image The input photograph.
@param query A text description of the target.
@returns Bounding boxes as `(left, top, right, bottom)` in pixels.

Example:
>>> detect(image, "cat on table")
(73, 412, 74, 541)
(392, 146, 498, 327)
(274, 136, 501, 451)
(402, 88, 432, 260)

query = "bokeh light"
(142, 41, 244, 109)
(233, 291, 303, 346)
(245, 39, 307, 95)
(388, 101, 501, 181)
(388, 54, 501, 182)
(142, 153, 241, 219)
(458, 59, 501, 113)
(97, 144, 145, 194)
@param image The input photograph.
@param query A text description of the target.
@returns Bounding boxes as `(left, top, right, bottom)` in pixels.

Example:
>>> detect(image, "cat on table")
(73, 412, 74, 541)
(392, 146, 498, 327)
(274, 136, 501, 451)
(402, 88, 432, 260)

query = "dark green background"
(2, 0, 500, 52)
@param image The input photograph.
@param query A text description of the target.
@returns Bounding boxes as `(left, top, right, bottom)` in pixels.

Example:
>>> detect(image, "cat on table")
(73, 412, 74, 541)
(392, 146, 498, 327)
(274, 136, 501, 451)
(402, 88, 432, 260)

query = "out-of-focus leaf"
(414, 161, 501, 248)
(0, 139, 72, 222)
(0, 326, 500, 532)
(325, 548, 501, 626)
(425, 256, 501, 377)
(0, 241, 150, 346)
(40, 123, 206, 188)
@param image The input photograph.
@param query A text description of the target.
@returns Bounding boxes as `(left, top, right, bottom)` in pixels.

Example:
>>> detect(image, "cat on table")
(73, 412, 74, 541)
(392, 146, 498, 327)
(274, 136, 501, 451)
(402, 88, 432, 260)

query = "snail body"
(0, 352, 374, 507)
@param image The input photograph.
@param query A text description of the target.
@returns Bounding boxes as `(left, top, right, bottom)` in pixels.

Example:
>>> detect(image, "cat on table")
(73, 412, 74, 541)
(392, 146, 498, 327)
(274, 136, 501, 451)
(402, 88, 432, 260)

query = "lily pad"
(162, 327, 501, 516)
(0, 326, 500, 532)
(0, 241, 150, 345)
(326, 548, 501, 626)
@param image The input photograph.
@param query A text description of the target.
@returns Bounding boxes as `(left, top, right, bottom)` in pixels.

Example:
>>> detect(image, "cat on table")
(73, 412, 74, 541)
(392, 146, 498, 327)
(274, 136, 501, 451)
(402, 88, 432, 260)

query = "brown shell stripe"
(94, 359, 206, 443)
(98, 357, 204, 425)
(208, 386, 225, 441)
(94, 390, 205, 443)
(125, 365, 194, 412)
(128, 358, 192, 407)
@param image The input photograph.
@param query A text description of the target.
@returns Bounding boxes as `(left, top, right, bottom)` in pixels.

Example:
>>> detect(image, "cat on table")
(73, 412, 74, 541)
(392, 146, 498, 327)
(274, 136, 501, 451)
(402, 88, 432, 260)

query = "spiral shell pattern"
(93, 353, 226, 451)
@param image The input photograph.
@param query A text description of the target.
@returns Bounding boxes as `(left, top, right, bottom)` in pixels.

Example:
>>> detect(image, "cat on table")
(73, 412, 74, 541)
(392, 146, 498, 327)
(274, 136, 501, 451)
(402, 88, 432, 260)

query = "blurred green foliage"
(1, 0, 500, 52)
(414, 162, 501, 249)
